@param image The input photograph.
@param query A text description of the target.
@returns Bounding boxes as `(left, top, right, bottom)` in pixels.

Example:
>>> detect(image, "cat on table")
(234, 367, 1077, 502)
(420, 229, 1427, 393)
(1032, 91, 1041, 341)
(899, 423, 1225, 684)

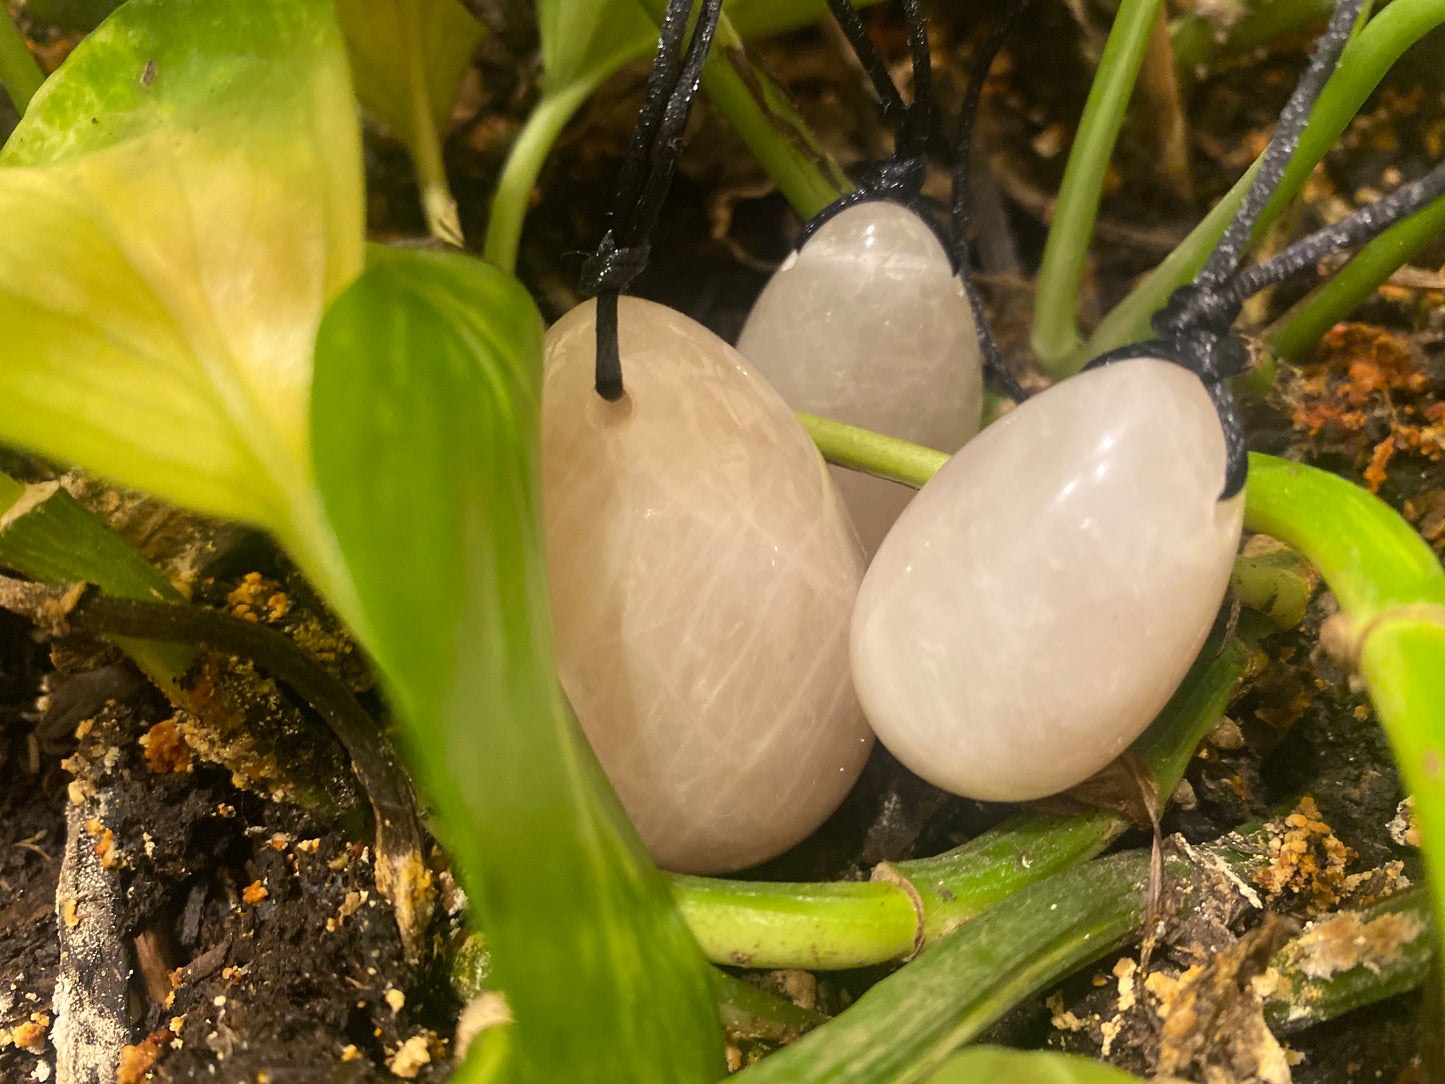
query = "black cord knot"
(860, 155, 927, 204)
(579, 232, 652, 298)
(1152, 283, 1236, 341)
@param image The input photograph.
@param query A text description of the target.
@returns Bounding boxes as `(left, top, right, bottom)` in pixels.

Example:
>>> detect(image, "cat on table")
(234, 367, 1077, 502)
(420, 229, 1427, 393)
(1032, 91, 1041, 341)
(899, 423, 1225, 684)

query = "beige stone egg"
(851, 358, 1244, 802)
(542, 297, 873, 873)
(737, 200, 982, 556)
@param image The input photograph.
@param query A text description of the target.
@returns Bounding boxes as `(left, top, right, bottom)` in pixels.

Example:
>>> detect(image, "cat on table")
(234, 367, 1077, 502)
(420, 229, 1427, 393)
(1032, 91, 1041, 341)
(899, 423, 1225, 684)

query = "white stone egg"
(851, 358, 1244, 803)
(542, 296, 874, 874)
(737, 200, 983, 557)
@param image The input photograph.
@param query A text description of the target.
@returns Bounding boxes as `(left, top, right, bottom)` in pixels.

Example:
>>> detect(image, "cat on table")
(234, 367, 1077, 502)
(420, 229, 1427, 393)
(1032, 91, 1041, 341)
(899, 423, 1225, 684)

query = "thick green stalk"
(735, 827, 1277, 1084)
(484, 82, 594, 273)
(408, 65, 463, 247)
(734, 850, 1154, 1082)
(0, 10, 43, 115)
(714, 970, 829, 1042)
(673, 876, 918, 970)
(1240, 453, 1445, 1020)
(1031, 0, 1167, 372)
(1264, 884, 1433, 1031)
(1072, 0, 1444, 371)
(797, 413, 947, 489)
(1230, 547, 1317, 629)
(1268, 188, 1445, 362)
(672, 637, 1248, 969)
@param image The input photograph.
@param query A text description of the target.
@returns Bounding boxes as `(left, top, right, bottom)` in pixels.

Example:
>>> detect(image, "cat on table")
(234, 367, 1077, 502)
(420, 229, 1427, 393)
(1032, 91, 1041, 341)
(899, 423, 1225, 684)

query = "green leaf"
(0, 0, 362, 554)
(539, 0, 656, 98)
(923, 1048, 1149, 1084)
(336, 0, 484, 243)
(310, 246, 724, 1082)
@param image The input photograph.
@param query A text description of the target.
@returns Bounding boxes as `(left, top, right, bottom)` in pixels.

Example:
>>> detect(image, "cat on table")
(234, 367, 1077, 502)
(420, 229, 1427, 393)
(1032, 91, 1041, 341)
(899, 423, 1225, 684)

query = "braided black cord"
(579, 0, 723, 400)
(823, 0, 909, 131)
(898, 0, 935, 164)
(952, 0, 1038, 404)
(799, 0, 938, 245)
(1157, 154, 1445, 499)
(1195, 0, 1366, 289)
(1136, 0, 1367, 498)
(1219, 157, 1445, 309)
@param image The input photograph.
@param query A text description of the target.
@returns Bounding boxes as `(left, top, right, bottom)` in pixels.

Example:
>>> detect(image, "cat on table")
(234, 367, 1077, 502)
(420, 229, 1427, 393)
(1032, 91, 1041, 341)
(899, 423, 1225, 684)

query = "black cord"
(1195, 0, 1366, 289)
(1151, 153, 1445, 500)
(823, 0, 909, 131)
(899, 0, 934, 166)
(579, 0, 723, 401)
(798, 0, 938, 245)
(1219, 157, 1445, 308)
(952, 0, 1038, 404)
(1125, 0, 1375, 500)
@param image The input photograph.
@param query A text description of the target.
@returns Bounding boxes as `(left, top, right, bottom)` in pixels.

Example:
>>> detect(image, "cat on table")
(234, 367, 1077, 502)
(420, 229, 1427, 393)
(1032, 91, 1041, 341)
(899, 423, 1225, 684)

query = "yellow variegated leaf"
(0, 0, 363, 546)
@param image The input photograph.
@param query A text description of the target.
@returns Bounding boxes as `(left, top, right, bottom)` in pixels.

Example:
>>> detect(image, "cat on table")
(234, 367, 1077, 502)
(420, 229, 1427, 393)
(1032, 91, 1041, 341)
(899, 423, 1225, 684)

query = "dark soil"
(5, 0, 1444, 1080)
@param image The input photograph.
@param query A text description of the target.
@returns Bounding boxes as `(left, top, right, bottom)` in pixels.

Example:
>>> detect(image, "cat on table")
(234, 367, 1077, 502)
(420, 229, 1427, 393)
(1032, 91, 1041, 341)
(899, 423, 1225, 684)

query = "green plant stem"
(484, 82, 594, 273)
(1071, 0, 1443, 371)
(632, 0, 848, 218)
(0, 10, 44, 115)
(448, 922, 828, 1042)
(1237, 453, 1445, 1021)
(407, 61, 463, 247)
(797, 413, 947, 488)
(1170, 0, 1340, 76)
(1264, 884, 1433, 1032)
(1031, 0, 1167, 373)
(1268, 188, 1445, 362)
(713, 970, 828, 1043)
(672, 636, 1247, 969)
(1230, 547, 1317, 629)
(733, 851, 1153, 1082)
(735, 828, 1275, 1084)
(1243, 454, 1445, 616)
(0, 476, 191, 690)
(673, 876, 918, 970)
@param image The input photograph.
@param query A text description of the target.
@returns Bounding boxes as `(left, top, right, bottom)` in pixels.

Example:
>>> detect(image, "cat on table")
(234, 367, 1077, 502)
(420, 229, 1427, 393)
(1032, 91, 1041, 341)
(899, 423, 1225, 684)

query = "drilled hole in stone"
(587, 392, 634, 429)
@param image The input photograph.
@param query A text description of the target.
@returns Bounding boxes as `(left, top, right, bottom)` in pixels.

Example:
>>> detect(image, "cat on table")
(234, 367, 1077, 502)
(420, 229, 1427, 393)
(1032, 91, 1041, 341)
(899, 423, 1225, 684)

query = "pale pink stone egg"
(738, 201, 982, 557)
(542, 297, 873, 873)
(852, 358, 1244, 802)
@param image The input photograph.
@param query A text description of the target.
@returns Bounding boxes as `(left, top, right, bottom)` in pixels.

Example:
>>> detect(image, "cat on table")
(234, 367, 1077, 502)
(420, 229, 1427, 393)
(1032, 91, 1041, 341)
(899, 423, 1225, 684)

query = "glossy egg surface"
(851, 358, 1244, 802)
(737, 200, 982, 555)
(542, 297, 873, 873)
